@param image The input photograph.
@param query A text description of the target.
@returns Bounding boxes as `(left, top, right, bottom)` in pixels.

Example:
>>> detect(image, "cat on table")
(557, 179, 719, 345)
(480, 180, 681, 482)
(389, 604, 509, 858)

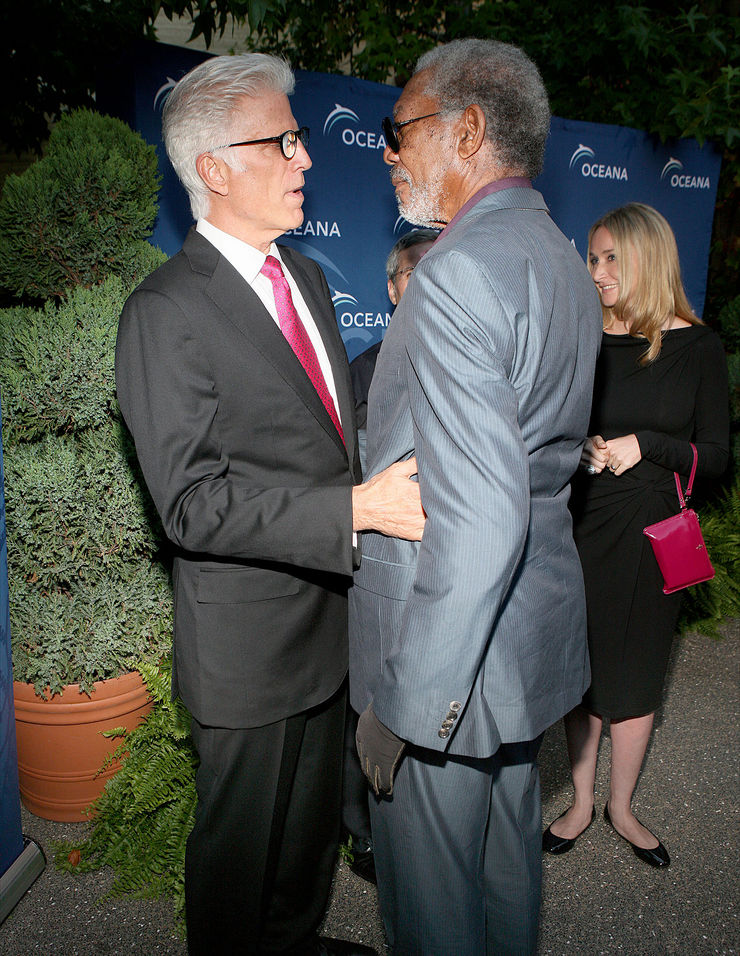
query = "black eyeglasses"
(382, 113, 443, 153)
(217, 127, 310, 160)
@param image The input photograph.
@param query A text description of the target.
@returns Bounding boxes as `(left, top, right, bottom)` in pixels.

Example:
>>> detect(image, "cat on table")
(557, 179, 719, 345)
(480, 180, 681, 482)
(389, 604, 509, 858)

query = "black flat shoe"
(542, 805, 596, 854)
(604, 802, 670, 868)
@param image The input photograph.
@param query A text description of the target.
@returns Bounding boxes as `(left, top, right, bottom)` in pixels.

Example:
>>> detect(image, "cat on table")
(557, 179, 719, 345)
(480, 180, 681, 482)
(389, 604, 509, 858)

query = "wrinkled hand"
(604, 434, 641, 476)
(356, 705, 406, 796)
(352, 457, 426, 540)
(581, 435, 609, 474)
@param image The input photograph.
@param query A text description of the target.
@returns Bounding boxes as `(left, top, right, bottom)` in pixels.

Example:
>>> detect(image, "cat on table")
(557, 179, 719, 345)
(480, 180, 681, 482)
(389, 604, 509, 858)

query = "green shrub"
(0, 107, 172, 696)
(0, 109, 161, 302)
(681, 477, 740, 636)
(0, 268, 172, 696)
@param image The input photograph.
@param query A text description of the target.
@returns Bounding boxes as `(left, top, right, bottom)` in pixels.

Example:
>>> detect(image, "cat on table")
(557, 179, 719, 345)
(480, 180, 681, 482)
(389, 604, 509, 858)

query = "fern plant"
(55, 656, 197, 930)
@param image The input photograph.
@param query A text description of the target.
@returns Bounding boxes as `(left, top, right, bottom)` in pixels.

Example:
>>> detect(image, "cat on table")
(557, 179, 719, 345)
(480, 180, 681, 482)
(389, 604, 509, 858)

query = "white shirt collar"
(196, 219, 284, 285)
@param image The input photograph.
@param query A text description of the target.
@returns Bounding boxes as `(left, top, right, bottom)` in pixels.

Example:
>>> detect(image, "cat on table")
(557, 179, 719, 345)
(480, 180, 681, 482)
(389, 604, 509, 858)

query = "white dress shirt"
(196, 219, 343, 427)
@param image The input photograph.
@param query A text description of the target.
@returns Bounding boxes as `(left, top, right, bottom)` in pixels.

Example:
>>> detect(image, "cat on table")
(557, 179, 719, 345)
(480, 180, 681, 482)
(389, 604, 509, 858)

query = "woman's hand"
(604, 434, 642, 476)
(581, 435, 609, 474)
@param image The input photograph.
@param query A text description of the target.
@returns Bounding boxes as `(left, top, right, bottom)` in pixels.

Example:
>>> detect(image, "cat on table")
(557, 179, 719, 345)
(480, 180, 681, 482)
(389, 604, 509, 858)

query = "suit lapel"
(280, 245, 358, 471)
(183, 229, 350, 462)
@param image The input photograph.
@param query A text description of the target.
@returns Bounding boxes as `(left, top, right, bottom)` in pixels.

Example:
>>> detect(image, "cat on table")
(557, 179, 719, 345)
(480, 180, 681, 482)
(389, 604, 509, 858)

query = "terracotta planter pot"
(13, 671, 153, 822)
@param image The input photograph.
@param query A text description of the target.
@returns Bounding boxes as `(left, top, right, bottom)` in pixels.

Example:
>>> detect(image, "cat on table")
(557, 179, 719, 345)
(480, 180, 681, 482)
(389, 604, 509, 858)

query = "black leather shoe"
(316, 937, 378, 956)
(604, 802, 670, 867)
(345, 836, 376, 884)
(542, 805, 596, 854)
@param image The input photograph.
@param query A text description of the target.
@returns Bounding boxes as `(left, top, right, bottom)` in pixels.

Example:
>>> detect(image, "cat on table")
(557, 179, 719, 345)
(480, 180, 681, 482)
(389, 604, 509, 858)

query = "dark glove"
(356, 704, 406, 796)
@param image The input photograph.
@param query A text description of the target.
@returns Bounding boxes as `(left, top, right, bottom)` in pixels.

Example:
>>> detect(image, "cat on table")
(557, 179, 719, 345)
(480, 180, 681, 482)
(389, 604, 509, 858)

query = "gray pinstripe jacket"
(349, 187, 602, 757)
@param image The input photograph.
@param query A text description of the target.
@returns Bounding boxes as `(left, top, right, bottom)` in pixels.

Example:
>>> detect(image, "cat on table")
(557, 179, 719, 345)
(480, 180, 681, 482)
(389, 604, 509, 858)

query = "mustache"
(390, 168, 411, 188)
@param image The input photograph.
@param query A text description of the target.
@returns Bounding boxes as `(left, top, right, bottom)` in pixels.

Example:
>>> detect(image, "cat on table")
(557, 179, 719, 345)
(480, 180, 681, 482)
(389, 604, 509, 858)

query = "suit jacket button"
(446, 711, 457, 721)
(438, 728, 450, 739)
(449, 701, 462, 712)
(441, 719, 454, 729)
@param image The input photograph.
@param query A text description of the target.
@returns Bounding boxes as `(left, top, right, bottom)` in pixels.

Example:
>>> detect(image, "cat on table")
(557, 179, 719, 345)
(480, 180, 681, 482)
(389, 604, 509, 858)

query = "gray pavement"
(1, 623, 737, 955)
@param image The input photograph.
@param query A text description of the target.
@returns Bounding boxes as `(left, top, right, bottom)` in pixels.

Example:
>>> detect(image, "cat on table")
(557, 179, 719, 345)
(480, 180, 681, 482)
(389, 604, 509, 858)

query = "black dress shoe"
(343, 834, 377, 884)
(542, 805, 596, 854)
(316, 936, 378, 956)
(604, 802, 670, 867)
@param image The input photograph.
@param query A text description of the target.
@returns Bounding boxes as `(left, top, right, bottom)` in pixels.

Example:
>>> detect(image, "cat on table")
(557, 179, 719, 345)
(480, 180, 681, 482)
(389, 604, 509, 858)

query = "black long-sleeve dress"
(571, 325, 729, 718)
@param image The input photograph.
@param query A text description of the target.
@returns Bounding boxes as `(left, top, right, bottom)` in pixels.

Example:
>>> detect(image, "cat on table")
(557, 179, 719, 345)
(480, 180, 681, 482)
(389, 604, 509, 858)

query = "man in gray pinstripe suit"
(349, 39, 602, 954)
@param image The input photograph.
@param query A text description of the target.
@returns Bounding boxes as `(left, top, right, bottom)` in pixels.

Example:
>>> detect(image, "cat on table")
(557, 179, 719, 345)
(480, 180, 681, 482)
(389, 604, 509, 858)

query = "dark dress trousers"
(115, 228, 361, 954)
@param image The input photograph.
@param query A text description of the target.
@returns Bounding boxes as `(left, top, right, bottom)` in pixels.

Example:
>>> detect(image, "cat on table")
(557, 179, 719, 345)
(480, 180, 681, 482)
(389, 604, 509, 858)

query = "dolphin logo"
(323, 104, 360, 136)
(283, 242, 349, 285)
(660, 157, 683, 181)
(331, 289, 359, 307)
(343, 329, 376, 352)
(153, 78, 178, 111)
(569, 144, 595, 169)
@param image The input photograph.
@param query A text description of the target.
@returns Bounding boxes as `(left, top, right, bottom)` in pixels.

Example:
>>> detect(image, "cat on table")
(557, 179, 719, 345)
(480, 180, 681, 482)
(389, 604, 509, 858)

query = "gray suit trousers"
(369, 737, 543, 956)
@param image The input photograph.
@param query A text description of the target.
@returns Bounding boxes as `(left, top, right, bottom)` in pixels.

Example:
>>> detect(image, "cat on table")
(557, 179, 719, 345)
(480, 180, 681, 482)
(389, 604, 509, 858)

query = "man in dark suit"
(115, 53, 424, 956)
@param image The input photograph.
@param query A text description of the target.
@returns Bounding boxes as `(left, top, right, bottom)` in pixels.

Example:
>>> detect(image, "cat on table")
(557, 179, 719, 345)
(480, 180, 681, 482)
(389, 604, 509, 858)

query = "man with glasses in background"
(116, 53, 424, 956)
(349, 39, 601, 954)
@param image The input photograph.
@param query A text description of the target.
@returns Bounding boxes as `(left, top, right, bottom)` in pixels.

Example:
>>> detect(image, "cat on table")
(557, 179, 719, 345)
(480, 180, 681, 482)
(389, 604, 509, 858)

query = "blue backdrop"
(98, 41, 722, 364)
(0, 404, 23, 878)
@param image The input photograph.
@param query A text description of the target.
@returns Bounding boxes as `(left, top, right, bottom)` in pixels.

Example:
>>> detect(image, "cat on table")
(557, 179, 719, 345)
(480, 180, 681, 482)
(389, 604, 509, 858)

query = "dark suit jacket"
(116, 228, 360, 729)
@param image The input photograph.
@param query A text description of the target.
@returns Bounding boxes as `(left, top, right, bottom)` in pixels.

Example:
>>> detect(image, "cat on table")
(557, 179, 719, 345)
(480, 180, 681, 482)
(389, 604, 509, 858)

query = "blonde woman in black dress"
(542, 203, 729, 867)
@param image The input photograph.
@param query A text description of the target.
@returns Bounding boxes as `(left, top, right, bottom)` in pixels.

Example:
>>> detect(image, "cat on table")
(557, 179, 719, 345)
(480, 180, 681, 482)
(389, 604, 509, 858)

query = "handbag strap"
(674, 443, 698, 509)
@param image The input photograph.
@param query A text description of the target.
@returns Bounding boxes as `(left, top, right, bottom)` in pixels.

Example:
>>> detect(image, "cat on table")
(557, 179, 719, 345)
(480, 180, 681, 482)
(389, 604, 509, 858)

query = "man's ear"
(457, 104, 486, 160)
(196, 152, 230, 197)
(387, 278, 398, 306)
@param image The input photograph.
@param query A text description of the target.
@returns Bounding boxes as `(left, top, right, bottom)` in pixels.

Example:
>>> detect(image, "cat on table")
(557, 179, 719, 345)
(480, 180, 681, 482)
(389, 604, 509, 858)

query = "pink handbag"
(643, 444, 714, 594)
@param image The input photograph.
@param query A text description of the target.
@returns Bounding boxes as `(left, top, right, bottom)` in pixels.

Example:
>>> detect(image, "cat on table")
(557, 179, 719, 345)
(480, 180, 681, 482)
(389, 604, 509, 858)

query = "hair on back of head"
(414, 39, 550, 178)
(163, 53, 294, 220)
(386, 228, 439, 279)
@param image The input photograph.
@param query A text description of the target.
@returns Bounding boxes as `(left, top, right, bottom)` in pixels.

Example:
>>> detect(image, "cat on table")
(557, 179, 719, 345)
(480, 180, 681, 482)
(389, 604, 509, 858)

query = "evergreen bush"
(0, 110, 171, 696)
(0, 109, 161, 302)
(0, 270, 171, 696)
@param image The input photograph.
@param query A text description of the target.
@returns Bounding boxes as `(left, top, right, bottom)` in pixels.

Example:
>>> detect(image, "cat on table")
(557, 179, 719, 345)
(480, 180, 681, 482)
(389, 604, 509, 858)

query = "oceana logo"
(332, 290, 359, 308)
(323, 103, 386, 150)
(660, 157, 710, 190)
(333, 289, 392, 329)
(569, 143, 628, 181)
(286, 220, 341, 238)
(153, 77, 178, 111)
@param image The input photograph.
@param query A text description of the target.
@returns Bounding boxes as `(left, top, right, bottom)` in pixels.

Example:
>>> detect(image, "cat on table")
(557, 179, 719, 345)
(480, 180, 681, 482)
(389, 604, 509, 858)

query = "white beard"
(392, 165, 449, 227)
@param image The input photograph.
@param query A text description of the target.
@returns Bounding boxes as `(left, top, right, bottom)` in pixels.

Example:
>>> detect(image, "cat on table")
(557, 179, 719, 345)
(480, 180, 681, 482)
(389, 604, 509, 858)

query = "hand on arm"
(352, 457, 426, 541)
(604, 434, 642, 475)
(581, 435, 609, 473)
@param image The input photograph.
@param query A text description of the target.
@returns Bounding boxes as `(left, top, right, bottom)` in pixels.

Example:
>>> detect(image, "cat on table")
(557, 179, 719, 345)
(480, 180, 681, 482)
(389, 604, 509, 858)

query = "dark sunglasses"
(382, 112, 443, 153)
(217, 127, 310, 160)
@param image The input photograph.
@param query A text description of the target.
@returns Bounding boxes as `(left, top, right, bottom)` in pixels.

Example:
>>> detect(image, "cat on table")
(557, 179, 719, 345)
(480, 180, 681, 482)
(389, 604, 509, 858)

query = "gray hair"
(415, 39, 550, 178)
(162, 54, 294, 219)
(386, 229, 439, 279)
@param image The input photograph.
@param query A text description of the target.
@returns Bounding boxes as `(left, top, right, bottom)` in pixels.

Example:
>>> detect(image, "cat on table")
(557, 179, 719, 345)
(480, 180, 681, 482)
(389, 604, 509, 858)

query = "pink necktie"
(260, 255, 344, 443)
